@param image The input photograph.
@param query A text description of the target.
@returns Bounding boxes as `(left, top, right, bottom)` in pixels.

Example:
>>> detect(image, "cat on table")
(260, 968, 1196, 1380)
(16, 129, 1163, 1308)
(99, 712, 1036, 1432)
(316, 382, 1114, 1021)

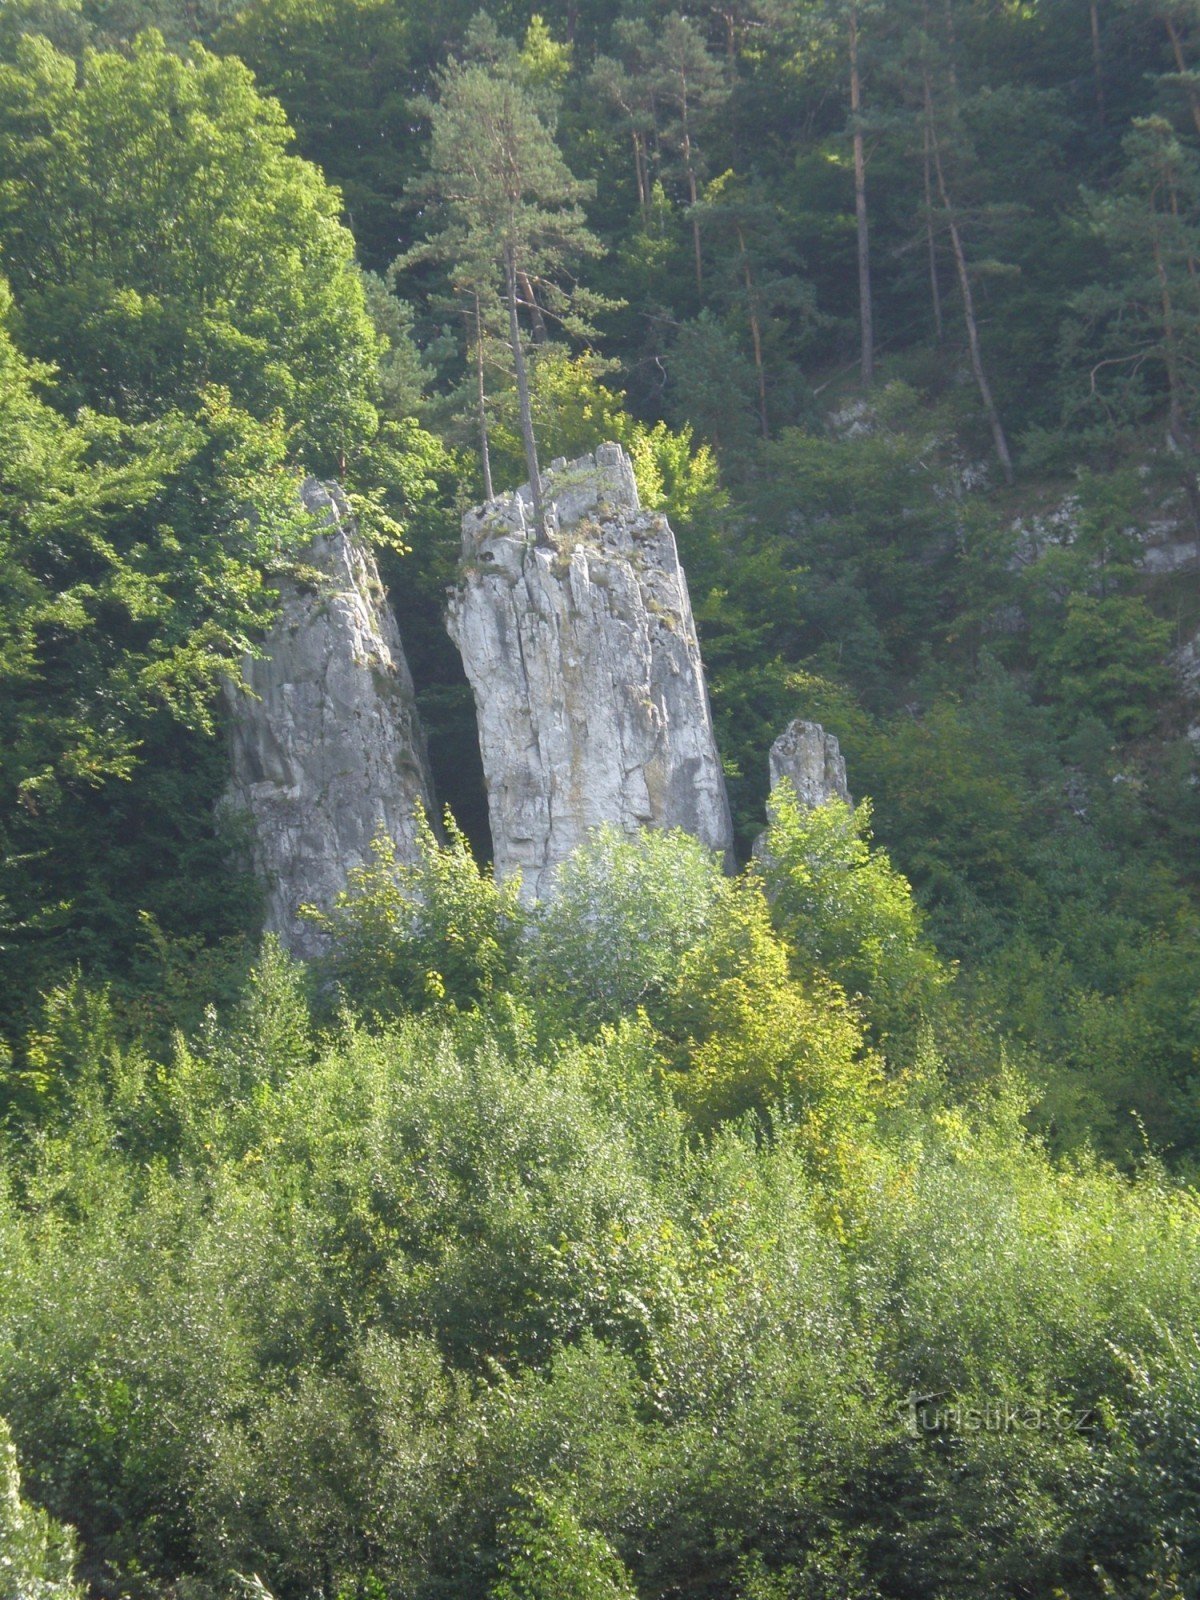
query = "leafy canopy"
(0, 30, 379, 468)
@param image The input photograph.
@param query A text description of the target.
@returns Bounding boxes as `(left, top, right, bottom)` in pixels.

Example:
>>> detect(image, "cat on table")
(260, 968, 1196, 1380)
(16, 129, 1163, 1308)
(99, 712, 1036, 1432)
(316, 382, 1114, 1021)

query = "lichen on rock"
(447, 443, 734, 901)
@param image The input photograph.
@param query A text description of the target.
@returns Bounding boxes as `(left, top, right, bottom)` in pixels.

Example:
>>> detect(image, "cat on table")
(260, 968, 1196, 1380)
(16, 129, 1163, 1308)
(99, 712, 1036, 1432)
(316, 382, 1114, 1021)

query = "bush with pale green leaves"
(521, 825, 726, 1033)
(0, 1417, 81, 1600)
(757, 785, 950, 1057)
(309, 808, 523, 1016)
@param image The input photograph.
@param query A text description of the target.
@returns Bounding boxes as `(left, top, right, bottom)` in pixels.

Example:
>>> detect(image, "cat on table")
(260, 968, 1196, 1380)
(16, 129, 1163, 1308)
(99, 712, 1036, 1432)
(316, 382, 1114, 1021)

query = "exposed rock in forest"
(447, 443, 734, 901)
(768, 719, 852, 810)
(753, 719, 852, 863)
(223, 478, 435, 959)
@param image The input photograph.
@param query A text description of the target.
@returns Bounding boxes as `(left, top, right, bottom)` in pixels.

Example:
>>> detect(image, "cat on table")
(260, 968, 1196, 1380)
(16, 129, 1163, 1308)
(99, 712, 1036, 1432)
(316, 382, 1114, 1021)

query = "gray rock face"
(447, 443, 734, 901)
(768, 719, 852, 810)
(224, 478, 435, 958)
(1174, 633, 1200, 746)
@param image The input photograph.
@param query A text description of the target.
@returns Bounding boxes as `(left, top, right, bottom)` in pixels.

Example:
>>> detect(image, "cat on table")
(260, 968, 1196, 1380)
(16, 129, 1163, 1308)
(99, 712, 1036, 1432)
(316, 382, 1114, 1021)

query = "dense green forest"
(5, 0, 1200, 1593)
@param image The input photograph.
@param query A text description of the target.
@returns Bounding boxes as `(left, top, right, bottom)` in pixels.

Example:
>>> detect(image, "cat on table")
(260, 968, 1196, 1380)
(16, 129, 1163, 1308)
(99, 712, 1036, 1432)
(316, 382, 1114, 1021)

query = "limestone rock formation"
(447, 443, 734, 901)
(768, 719, 852, 810)
(224, 478, 435, 958)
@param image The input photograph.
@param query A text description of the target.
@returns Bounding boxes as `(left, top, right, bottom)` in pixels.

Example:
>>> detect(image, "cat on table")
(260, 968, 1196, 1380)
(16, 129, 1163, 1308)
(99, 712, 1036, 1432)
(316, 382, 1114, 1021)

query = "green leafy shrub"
(310, 810, 523, 1018)
(0, 1416, 82, 1599)
(757, 785, 949, 1058)
(656, 874, 878, 1149)
(491, 1490, 637, 1600)
(521, 825, 726, 1034)
(1035, 592, 1173, 739)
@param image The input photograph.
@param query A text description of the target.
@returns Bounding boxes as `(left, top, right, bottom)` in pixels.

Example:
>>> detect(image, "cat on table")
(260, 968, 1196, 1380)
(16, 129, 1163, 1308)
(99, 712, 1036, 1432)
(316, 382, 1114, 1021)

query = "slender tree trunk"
(505, 247, 546, 542)
(849, 0, 874, 385)
(687, 164, 703, 293)
(682, 97, 704, 295)
(921, 0, 949, 343)
(633, 131, 648, 220)
(927, 75, 1014, 483)
(1164, 14, 1200, 138)
(1089, 0, 1106, 123)
(676, 74, 704, 291)
(942, 0, 960, 93)
(724, 11, 742, 161)
(1155, 225, 1186, 434)
(519, 270, 548, 343)
(736, 222, 769, 436)
(922, 94, 944, 342)
(474, 293, 494, 502)
(1165, 162, 1198, 279)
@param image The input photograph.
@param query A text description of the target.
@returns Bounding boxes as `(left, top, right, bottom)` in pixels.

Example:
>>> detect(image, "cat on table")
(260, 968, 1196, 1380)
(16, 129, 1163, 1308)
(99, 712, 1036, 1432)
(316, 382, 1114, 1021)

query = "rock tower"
(224, 478, 435, 957)
(447, 444, 734, 901)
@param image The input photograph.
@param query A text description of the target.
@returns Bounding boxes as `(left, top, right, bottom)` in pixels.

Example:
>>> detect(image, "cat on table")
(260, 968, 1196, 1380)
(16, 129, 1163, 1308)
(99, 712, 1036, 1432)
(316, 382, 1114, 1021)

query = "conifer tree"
(1074, 114, 1200, 513)
(589, 37, 658, 224)
(404, 35, 605, 541)
(650, 13, 729, 296)
(695, 172, 817, 436)
(847, 0, 875, 385)
(913, 0, 1016, 482)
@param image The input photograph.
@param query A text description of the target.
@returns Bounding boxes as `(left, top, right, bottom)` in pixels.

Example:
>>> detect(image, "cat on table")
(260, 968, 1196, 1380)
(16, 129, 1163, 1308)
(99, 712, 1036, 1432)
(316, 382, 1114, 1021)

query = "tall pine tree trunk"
(505, 246, 546, 541)
(684, 127, 703, 293)
(519, 270, 548, 343)
(849, 0, 874, 385)
(942, 0, 960, 92)
(736, 221, 769, 436)
(1156, 226, 1188, 438)
(926, 71, 1014, 483)
(1089, 0, 1106, 122)
(920, 4, 944, 342)
(922, 98, 944, 342)
(1151, 216, 1200, 526)
(633, 131, 648, 220)
(474, 293, 494, 502)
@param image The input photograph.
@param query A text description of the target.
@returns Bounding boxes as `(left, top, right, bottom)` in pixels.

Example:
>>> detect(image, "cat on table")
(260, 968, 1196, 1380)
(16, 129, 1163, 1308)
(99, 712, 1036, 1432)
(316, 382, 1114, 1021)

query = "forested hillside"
(5, 0, 1200, 1595)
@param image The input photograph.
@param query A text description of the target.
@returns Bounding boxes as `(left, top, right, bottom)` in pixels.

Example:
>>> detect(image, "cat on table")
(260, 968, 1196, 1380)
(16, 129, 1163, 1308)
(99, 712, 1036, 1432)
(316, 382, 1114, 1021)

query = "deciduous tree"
(0, 31, 379, 469)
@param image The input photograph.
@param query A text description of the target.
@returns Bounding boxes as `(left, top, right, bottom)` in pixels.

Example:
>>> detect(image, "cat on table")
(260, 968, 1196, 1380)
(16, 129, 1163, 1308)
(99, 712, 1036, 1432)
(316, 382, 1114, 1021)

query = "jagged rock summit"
(768, 719, 852, 810)
(224, 478, 435, 959)
(447, 443, 734, 901)
(752, 719, 851, 864)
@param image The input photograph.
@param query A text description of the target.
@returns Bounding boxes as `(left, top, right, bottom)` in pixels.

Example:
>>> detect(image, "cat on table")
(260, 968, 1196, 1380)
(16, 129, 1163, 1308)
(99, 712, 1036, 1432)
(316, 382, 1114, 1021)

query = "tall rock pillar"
(447, 443, 734, 901)
(224, 478, 435, 958)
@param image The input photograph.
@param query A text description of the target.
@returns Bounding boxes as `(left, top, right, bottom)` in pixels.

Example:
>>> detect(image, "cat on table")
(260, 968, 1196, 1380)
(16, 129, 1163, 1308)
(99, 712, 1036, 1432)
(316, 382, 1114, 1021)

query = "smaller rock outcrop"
(224, 478, 435, 959)
(447, 444, 734, 901)
(768, 719, 852, 810)
(754, 719, 852, 862)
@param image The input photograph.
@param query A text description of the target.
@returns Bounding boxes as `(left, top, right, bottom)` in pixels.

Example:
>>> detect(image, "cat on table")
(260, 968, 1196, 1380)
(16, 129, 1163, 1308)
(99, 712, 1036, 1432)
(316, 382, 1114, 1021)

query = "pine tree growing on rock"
(404, 35, 608, 542)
